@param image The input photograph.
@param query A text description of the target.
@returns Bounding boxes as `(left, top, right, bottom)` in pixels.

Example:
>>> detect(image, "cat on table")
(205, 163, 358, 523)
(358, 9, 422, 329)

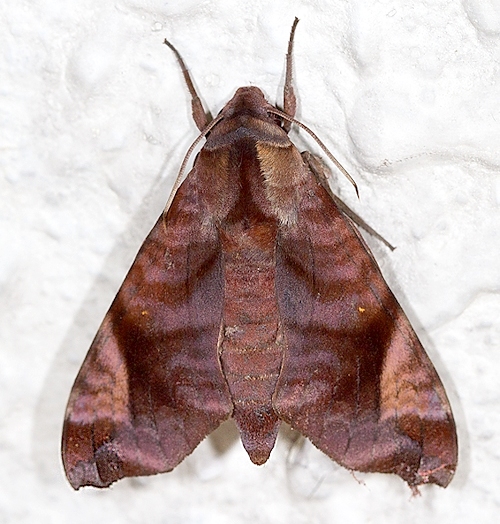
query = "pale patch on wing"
(257, 143, 308, 225)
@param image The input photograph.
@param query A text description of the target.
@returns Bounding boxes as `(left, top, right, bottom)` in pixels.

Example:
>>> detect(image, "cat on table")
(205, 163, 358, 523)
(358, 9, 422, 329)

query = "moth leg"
(282, 17, 299, 131)
(164, 38, 212, 131)
(302, 151, 395, 251)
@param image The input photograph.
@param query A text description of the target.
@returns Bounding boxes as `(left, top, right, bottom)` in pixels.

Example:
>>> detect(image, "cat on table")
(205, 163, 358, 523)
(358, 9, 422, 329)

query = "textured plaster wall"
(1, 1, 500, 522)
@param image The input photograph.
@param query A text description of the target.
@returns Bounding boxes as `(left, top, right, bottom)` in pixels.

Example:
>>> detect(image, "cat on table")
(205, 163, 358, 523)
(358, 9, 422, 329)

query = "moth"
(62, 19, 457, 490)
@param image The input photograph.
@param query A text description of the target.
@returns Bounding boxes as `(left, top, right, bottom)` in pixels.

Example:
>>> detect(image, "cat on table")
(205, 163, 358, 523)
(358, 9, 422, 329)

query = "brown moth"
(62, 19, 457, 490)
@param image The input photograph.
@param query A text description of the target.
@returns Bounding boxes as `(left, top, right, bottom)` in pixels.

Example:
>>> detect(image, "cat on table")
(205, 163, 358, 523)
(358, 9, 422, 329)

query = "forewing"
(62, 175, 232, 489)
(273, 175, 457, 488)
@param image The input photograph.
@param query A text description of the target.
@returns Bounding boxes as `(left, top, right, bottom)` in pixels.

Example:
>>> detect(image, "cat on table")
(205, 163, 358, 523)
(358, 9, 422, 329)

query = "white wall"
(2, 0, 500, 522)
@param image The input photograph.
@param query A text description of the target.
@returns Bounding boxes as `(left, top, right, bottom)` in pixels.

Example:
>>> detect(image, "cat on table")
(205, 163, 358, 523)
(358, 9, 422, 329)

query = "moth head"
(221, 87, 274, 120)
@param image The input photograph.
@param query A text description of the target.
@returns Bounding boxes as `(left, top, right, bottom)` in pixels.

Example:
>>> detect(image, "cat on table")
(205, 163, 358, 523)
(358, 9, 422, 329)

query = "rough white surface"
(1, 0, 499, 522)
